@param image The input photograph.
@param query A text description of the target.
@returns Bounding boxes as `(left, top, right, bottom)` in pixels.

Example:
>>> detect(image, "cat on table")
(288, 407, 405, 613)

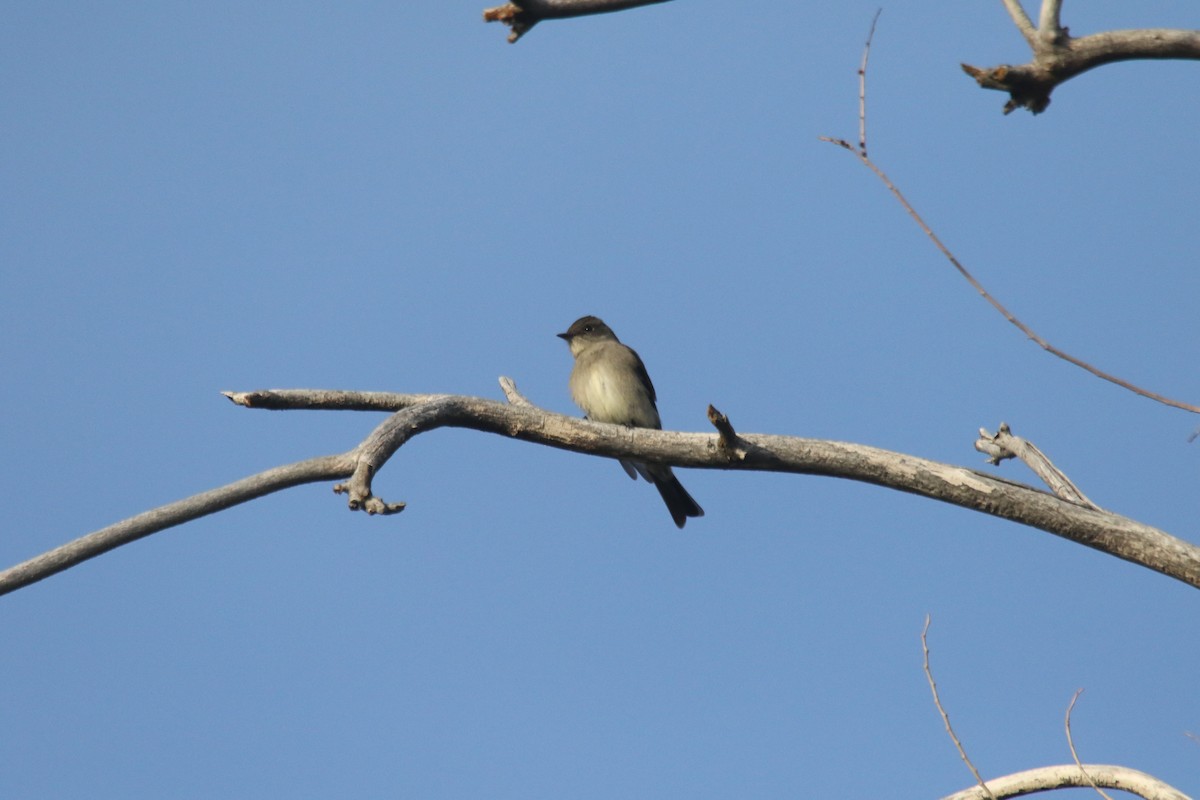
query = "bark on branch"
(941, 764, 1192, 800)
(2, 384, 1198, 596)
(964, 0, 1200, 113)
(483, 0, 672, 42)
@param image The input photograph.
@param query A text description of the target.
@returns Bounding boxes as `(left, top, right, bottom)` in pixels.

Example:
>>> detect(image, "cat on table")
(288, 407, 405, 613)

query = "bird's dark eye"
(583, 325, 592, 332)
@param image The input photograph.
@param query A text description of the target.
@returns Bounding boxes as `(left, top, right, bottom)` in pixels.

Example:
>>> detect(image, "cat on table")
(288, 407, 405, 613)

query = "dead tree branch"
(964, 1, 1200, 113)
(925, 621, 1192, 800)
(823, 16, 1200, 415)
(923, 616, 997, 800)
(940, 764, 1193, 800)
(975, 423, 1098, 509)
(483, 0, 672, 42)
(1064, 690, 1116, 800)
(2, 385, 1199, 597)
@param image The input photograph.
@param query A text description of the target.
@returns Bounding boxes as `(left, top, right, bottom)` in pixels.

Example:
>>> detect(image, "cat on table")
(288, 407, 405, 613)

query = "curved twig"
(940, 764, 1192, 800)
(1065, 690, 1116, 800)
(823, 16, 1199, 415)
(923, 617, 998, 800)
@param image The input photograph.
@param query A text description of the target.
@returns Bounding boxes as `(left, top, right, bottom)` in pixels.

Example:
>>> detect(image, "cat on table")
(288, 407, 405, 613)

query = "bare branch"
(940, 764, 1193, 800)
(975, 423, 1098, 510)
(999, 0, 1037, 46)
(923, 616, 998, 800)
(499, 376, 535, 407)
(223, 388, 445, 411)
(924, 617, 1191, 800)
(1036, 0, 1064, 43)
(966, 7, 1200, 114)
(858, 9, 882, 154)
(483, 0, 672, 42)
(1065, 690, 1116, 800)
(0, 454, 352, 596)
(706, 404, 747, 462)
(4, 386, 1199, 596)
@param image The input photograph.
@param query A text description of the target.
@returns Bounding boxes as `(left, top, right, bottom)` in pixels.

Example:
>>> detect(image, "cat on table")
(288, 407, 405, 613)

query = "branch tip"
(706, 404, 746, 461)
(499, 376, 534, 407)
(483, 3, 538, 42)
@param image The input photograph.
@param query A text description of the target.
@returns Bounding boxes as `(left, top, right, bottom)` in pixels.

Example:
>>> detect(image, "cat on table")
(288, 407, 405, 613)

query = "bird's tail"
(654, 473, 704, 529)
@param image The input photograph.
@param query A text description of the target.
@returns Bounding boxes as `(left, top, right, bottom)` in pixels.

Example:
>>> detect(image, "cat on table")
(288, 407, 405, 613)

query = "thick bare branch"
(3, 386, 1199, 596)
(940, 764, 1193, 800)
(483, 0, 672, 42)
(0, 455, 352, 596)
(966, 3, 1200, 113)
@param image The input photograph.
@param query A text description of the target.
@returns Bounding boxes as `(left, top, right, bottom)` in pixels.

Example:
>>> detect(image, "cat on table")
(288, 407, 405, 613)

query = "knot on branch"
(334, 463, 406, 516)
(961, 63, 1053, 114)
(707, 404, 747, 462)
(483, 3, 539, 43)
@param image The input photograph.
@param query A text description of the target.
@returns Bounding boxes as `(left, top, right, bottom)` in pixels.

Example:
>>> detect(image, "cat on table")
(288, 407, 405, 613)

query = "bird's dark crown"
(557, 315, 616, 341)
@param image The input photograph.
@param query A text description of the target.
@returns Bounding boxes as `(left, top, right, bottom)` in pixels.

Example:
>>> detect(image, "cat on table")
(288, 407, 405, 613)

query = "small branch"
(1000, 0, 1037, 46)
(499, 376, 535, 407)
(1065, 690, 1116, 800)
(923, 612, 1190, 800)
(823, 19, 1200, 415)
(966, 5, 1200, 114)
(975, 423, 1099, 509)
(222, 389, 445, 412)
(940, 764, 1193, 800)
(926, 637, 1191, 800)
(483, 0, 673, 43)
(0, 455, 352, 596)
(4, 387, 1200, 595)
(1036, 0, 1063, 42)
(706, 404, 747, 462)
(858, 9, 882, 154)
(923, 616, 998, 800)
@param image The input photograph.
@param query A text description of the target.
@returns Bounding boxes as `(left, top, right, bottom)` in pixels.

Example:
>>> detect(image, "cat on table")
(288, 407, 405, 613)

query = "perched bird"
(557, 315, 704, 528)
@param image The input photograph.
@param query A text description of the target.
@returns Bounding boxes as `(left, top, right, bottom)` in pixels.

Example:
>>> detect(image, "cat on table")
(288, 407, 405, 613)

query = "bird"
(557, 315, 704, 528)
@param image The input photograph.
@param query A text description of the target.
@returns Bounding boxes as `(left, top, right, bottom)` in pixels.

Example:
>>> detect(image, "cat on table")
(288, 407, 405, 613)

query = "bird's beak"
(556, 332, 571, 341)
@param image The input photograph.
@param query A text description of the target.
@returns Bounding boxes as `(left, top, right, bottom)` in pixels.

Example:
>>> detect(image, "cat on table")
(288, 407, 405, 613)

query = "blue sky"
(2, 2, 1197, 797)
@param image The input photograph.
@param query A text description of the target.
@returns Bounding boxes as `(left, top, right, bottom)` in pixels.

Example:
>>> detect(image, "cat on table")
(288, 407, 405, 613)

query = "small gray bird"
(557, 315, 704, 528)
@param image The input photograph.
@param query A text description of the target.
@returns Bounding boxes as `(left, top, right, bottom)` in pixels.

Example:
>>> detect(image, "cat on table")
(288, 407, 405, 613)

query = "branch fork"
(964, 0, 1200, 114)
(3, 382, 1199, 597)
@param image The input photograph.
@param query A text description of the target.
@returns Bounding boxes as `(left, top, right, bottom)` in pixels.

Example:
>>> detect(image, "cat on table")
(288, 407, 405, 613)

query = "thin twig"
(821, 17, 1200, 415)
(1065, 689, 1116, 800)
(858, 9, 882, 154)
(706, 404, 747, 461)
(922, 616, 997, 800)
